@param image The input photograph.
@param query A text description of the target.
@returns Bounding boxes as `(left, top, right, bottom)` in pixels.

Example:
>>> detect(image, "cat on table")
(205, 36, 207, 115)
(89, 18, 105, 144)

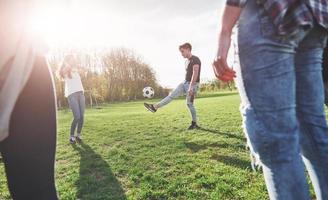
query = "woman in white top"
(59, 55, 85, 144)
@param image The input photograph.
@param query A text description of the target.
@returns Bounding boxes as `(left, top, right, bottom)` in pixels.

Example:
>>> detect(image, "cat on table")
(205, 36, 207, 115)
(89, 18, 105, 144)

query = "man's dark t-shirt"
(185, 55, 201, 83)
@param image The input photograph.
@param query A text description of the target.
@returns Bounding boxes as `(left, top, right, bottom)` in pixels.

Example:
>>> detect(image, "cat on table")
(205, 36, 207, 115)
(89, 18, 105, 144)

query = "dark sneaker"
(193, 124, 200, 129)
(144, 103, 157, 113)
(70, 137, 76, 144)
(187, 122, 200, 130)
(76, 136, 82, 143)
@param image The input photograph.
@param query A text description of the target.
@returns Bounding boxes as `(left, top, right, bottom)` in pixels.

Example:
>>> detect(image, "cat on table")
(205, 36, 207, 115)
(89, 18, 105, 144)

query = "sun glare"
(28, 2, 119, 49)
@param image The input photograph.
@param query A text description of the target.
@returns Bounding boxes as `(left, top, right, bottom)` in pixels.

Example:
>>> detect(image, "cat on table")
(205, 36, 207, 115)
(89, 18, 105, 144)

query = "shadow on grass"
(184, 140, 246, 153)
(184, 141, 232, 153)
(183, 141, 252, 171)
(198, 127, 245, 141)
(210, 154, 252, 171)
(197, 91, 238, 99)
(73, 142, 127, 200)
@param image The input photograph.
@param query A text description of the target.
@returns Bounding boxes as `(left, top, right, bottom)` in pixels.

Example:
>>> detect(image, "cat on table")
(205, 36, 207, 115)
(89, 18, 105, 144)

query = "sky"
(31, 0, 228, 88)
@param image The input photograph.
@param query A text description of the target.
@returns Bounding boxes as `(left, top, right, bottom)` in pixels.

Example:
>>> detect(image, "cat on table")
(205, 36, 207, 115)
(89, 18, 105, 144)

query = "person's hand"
(213, 30, 236, 82)
(63, 64, 71, 74)
(188, 88, 194, 97)
(213, 57, 236, 82)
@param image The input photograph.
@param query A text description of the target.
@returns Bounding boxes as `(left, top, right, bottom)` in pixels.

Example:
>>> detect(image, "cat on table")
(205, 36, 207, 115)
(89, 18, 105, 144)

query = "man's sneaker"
(70, 136, 76, 144)
(188, 122, 200, 130)
(144, 103, 157, 113)
(76, 135, 82, 143)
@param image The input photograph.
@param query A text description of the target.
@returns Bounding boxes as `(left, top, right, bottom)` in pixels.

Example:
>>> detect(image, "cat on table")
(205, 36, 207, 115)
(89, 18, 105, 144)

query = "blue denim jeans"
(156, 82, 199, 122)
(68, 91, 85, 136)
(236, 0, 328, 199)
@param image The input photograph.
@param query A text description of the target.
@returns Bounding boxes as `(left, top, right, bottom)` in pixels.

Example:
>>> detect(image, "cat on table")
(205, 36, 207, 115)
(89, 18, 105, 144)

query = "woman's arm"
(213, 5, 242, 82)
(57, 63, 67, 80)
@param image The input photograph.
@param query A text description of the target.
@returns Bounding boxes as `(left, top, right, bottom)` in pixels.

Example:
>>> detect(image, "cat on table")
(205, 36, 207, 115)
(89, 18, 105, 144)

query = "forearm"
(189, 68, 199, 88)
(221, 5, 242, 32)
(217, 6, 242, 59)
(190, 74, 197, 86)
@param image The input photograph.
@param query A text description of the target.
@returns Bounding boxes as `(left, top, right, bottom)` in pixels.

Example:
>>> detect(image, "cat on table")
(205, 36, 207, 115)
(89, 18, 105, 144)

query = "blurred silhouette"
(73, 142, 127, 200)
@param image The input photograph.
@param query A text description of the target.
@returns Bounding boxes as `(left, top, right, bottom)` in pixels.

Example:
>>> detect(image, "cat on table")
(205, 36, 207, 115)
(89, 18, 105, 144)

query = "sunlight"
(28, 2, 121, 48)
(25, 0, 227, 87)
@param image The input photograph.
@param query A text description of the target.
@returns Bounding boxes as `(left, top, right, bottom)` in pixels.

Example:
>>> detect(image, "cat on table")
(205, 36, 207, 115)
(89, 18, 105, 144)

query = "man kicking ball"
(144, 43, 201, 130)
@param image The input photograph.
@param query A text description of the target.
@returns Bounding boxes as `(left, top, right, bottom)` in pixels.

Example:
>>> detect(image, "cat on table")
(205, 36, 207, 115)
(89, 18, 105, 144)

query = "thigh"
(237, 0, 301, 164)
(186, 95, 193, 105)
(296, 26, 327, 111)
(296, 51, 326, 115)
(295, 26, 328, 155)
(238, 0, 300, 130)
(68, 94, 81, 119)
(240, 52, 297, 130)
(183, 83, 190, 94)
(239, 50, 300, 165)
(170, 83, 185, 98)
(79, 93, 86, 117)
(193, 83, 199, 94)
(0, 56, 57, 199)
(186, 84, 198, 104)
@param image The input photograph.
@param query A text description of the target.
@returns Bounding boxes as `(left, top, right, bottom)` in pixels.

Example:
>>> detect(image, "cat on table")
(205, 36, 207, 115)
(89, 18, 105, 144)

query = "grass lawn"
(0, 92, 270, 199)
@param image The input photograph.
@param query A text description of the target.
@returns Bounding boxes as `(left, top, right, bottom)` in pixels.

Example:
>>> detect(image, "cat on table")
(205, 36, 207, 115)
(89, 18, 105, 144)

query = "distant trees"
(48, 48, 170, 108)
(199, 79, 236, 92)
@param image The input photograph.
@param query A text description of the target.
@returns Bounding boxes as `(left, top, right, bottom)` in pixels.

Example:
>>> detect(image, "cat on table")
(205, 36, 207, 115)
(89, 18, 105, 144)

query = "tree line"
(199, 79, 236, 92)
(48, 47, 235, 108)
(48, 48, 170, 108)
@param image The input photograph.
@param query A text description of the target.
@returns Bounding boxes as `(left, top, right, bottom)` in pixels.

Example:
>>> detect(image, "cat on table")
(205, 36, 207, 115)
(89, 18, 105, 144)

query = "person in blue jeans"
(59, 55, 86, 144)
(214, 0, 328, 199)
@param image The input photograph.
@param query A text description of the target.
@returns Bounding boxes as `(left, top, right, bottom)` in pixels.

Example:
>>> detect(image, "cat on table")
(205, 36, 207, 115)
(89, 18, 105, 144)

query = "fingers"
(212, 59, 236, 83)
(214, 59, 236, 76)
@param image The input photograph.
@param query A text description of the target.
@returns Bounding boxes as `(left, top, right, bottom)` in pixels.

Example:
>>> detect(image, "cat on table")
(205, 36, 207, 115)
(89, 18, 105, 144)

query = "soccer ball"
(143, 87, 155, 98)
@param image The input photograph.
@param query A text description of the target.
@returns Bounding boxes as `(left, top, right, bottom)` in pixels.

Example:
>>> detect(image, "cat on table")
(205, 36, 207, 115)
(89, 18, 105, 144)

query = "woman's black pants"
(0, 56, 58, 200)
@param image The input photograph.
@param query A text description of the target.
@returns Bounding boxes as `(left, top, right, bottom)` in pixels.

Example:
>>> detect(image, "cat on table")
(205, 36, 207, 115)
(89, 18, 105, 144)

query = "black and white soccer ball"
(143, 87, 155, 98)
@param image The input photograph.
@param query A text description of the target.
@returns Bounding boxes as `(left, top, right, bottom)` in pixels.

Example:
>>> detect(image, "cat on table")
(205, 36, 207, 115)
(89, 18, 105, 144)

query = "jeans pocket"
(258, 7, 276, 38)
(258, 10, 288, 44)
(258, 7, 307, 47)
(260, 18, 275, 38)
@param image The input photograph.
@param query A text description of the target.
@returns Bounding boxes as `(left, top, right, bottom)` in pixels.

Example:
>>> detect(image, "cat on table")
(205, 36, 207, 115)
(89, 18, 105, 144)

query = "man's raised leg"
(144, 83, 185, 112)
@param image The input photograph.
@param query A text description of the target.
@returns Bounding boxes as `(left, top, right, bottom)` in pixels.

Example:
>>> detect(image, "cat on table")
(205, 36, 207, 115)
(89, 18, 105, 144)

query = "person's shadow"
(72, 142, 127, 200)
(198, 127, 245, 141)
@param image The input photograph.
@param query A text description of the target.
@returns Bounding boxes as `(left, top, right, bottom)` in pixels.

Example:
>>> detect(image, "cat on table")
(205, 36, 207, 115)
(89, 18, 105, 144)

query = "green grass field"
(0, 92, 271, 200)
